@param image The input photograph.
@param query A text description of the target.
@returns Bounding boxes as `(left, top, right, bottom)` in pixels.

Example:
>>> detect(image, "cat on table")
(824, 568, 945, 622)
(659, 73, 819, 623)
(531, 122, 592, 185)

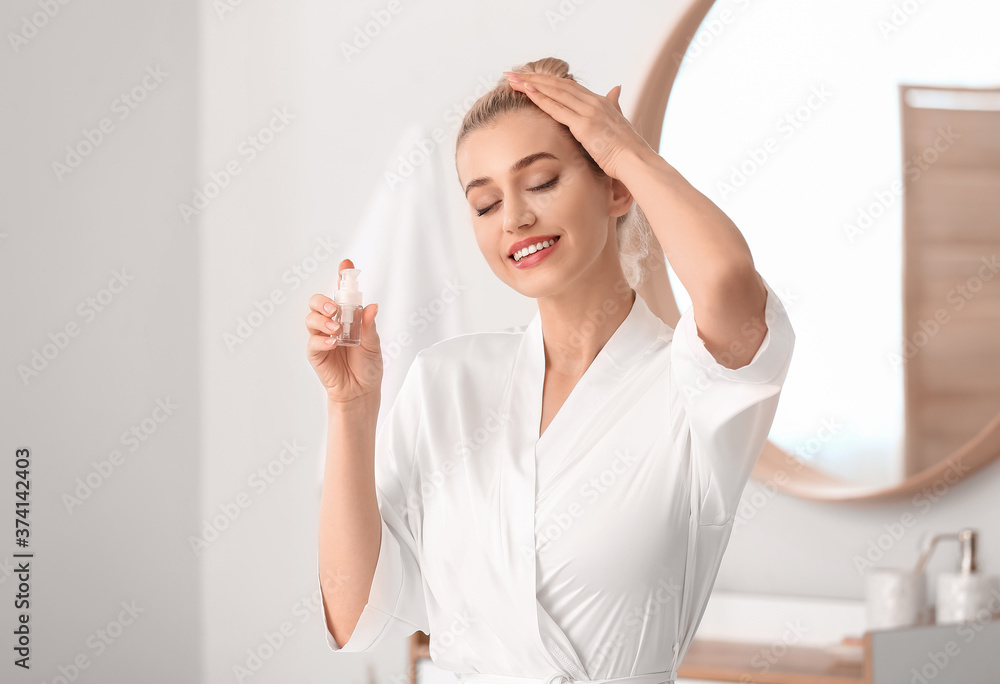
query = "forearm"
(318, 394, 382, 647)
(634, 234, 681, 327)
(616, 143, 756, 306)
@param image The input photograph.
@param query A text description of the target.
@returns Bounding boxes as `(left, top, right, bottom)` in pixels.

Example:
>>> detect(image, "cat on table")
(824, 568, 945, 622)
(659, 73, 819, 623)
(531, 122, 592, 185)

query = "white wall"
(6, 2, 999, 684)
(1, 0, 200, 682)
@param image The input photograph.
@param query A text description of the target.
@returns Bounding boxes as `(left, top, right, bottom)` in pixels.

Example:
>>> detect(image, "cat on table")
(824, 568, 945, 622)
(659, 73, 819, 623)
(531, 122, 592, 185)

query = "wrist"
(615, 142, 689, 218)
(618, 141, 668, 182)
(326, 390, 381, 414)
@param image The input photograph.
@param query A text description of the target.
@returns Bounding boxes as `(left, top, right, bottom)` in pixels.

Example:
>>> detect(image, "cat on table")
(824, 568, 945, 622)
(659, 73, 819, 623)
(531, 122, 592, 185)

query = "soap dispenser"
(933, 529, 1000, 625)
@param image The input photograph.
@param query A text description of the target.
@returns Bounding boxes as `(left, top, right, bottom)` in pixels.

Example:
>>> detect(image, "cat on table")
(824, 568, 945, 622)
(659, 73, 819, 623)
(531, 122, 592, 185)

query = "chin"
(501, 272, 565, 300)
(493, 248, 578, 296)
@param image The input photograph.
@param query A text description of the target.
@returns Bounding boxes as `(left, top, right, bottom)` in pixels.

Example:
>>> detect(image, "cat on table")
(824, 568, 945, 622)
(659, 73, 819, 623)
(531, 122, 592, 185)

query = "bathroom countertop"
(677, 637, 864, 684)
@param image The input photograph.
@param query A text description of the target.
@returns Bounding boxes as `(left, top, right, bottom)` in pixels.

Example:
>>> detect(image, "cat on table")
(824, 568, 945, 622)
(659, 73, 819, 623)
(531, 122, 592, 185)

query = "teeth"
(512, 237, 558, 262)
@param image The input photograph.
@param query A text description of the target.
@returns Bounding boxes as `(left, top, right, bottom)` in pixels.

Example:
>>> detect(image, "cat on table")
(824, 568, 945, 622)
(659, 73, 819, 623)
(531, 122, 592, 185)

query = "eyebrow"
(463, 151, 559, 197)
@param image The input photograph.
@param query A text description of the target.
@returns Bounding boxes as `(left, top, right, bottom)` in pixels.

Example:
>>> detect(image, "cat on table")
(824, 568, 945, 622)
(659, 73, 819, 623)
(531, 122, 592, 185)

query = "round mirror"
(633, 0, 1000, 499)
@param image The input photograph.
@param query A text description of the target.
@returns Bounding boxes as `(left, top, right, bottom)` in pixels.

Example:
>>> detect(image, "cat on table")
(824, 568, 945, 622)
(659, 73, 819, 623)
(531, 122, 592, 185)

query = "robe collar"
(492, 290, 669, 677)
(521, 289, 667, 452)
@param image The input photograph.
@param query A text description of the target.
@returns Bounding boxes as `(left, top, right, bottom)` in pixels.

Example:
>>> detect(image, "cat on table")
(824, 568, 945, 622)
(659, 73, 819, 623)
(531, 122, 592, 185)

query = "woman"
(307, 57, 795, 684)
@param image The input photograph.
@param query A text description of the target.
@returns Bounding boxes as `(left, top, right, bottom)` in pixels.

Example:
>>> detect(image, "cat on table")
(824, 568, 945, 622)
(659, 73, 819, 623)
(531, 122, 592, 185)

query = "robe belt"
(456, 670, 678, 684)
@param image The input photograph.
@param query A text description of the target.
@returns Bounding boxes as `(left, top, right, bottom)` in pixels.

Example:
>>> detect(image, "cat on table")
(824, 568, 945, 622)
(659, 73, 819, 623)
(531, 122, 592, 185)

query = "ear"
(607, 177, 634, 219)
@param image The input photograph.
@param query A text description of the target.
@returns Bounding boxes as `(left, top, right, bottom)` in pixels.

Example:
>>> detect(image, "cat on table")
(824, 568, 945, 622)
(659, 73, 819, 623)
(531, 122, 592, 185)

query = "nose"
(501, 195, 536, 233)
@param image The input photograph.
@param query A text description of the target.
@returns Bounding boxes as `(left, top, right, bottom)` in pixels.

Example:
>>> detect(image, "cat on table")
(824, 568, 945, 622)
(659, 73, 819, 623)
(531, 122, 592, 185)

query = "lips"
(507, 234, 560, 259)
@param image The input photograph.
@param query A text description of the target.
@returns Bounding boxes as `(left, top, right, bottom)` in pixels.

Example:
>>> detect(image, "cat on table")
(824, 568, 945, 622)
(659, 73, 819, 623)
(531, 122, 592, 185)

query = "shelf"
(676, 636, 865, 683)
(412, 635, 868, 684)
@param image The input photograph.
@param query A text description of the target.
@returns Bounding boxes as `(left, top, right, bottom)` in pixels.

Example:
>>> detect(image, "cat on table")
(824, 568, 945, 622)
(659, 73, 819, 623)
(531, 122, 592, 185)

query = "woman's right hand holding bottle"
(305, 259, 382, 404)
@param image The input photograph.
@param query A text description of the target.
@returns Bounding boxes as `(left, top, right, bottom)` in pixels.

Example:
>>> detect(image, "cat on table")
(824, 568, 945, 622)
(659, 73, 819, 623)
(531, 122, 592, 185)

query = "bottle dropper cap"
(334, 269, 363, 308)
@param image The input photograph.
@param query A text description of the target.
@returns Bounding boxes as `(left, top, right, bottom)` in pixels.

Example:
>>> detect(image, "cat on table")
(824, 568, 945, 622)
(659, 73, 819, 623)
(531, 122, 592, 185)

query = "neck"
(537, 282, 636, 376)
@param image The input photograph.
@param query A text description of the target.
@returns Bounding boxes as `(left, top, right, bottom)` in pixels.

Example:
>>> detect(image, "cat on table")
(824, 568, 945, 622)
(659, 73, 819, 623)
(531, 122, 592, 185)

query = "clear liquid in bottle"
(333, 269, 363, 347)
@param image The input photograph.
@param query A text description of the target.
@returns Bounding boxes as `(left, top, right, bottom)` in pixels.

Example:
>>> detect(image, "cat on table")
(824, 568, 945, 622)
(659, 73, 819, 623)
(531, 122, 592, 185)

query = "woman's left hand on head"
(505, 71, 652, 180)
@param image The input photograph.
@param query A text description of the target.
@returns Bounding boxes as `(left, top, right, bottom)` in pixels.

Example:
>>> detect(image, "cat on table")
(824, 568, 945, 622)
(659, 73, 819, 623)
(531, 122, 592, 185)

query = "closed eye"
(475, 176, 559, 217)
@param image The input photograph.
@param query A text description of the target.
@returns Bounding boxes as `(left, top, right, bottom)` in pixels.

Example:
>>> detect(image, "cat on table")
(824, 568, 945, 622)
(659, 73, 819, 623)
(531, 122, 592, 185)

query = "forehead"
(456, 109, 571, 183)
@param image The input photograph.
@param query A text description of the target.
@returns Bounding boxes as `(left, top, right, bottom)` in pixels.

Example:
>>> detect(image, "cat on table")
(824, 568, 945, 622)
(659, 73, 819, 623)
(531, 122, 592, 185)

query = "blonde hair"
(455, 56, 653, 289)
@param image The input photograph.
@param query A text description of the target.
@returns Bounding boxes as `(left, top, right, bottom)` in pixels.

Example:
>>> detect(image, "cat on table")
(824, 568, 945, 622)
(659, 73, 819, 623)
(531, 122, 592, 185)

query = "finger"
(520, 75, 623, 126)
(515, 73, 594, 113)
(509, 78, 584, 127)
(359, 303, 381, 351)
(362, 303, 379, 335)
(307, 330, 340, 354)
(518, 72, 597, 103)
(308, 292, 338, 316)
(306, 310, 340, 336)
(606, 85, 623, 115)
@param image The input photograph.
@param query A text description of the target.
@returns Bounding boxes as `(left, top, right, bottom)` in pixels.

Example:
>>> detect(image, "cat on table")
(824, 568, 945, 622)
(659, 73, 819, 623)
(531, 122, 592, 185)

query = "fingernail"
(505, 71, 522, 84)
(373, 303, 379, 317)
(324, 303, 334, 314)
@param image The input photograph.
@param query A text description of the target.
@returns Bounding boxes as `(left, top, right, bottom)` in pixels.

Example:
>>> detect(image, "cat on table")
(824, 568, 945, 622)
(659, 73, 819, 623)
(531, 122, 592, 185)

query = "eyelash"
(475, 177, 559, 217)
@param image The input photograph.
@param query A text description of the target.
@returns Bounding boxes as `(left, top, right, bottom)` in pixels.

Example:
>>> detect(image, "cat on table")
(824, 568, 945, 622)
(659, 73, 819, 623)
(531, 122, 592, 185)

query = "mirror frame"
(629, 0, 1000, 502)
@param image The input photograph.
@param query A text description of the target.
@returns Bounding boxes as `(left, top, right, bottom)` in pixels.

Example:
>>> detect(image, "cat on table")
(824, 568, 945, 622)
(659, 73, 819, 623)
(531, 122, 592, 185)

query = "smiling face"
(456, 108, 632, 300)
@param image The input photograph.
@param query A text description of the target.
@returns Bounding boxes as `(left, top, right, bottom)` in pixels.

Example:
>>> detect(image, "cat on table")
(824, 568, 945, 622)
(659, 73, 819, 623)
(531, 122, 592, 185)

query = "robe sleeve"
(669, 274, 796, 526)
(319, 353, 431, 652)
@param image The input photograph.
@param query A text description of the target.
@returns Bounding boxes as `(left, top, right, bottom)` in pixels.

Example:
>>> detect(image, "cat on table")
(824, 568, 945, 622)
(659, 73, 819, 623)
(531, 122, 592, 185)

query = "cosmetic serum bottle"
(333, 268, 364, 347)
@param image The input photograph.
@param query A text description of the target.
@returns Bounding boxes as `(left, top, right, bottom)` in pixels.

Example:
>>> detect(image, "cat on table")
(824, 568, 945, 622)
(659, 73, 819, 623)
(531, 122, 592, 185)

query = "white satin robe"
(319, 277, 795, 684)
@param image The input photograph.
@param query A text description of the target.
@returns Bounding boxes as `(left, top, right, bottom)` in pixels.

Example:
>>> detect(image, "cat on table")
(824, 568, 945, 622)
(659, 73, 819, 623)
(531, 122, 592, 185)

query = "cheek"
(472, 227, 498, 259)
(552, 187, 594, 227)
